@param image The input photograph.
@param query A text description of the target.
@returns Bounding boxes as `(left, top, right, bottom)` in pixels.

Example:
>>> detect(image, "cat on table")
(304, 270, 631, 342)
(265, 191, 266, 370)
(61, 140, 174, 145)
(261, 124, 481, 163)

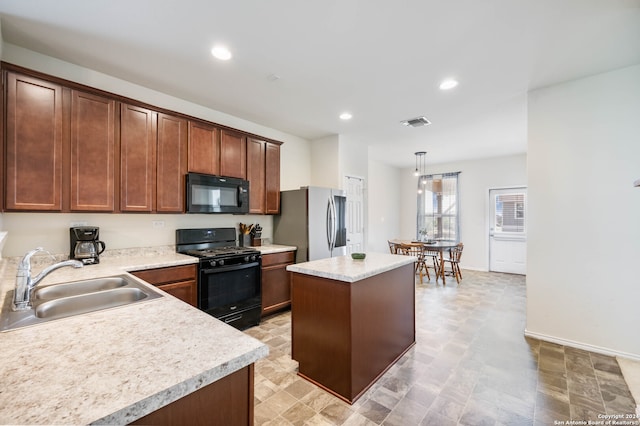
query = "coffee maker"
(70, 226, 106, 265)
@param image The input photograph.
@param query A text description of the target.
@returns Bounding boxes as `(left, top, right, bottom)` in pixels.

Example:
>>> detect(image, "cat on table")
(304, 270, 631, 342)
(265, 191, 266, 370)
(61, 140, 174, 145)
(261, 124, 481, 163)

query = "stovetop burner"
(185, 246, 259, 259)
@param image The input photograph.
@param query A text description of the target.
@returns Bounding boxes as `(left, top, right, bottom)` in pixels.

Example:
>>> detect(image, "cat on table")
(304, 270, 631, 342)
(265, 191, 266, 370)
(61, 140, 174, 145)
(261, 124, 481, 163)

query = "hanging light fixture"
(414, 151, 427, 193)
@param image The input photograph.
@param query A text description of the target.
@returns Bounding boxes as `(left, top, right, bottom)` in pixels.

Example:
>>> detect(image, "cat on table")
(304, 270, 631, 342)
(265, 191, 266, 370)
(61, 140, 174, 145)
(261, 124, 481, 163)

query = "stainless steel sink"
(34, 276, 129, 299)
(35, 287, 149, 319)
(0, 275, 162, 332)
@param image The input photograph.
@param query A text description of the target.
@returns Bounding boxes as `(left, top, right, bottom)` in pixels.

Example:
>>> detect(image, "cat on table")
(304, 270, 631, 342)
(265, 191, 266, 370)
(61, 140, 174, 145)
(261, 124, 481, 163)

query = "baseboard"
(460, 266, 488, 272)
(524, 329, 640, 361)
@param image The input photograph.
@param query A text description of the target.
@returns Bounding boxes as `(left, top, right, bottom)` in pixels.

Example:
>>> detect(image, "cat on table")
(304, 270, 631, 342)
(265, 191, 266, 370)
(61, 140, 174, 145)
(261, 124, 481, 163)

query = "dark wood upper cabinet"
(5, 72, 63, 211)
(2, 65, 281, 215)
(120, 103, 156, 212)
(70, 90, 116, 211)
(157, 113, 187, 213)
(246, 137, 266, 214)
(220, 129, 247, 179)
(265, 142, 281, 214)
(247, 138, 281, 214)
(188, 121, 219, 175)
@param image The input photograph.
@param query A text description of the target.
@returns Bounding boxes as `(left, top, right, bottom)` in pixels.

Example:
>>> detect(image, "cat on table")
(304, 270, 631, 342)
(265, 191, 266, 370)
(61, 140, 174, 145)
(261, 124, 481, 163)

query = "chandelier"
(414, 151, 427, 193)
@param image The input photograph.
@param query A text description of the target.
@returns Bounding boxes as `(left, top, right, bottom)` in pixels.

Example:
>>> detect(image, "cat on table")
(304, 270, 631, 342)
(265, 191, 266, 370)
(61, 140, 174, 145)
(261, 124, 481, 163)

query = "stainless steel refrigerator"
(273, 187, 347, 263)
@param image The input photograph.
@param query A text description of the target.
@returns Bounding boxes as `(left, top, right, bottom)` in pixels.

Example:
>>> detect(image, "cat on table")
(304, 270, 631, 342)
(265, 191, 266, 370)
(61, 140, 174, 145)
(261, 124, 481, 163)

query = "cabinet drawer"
(131, 264, 197, 285)
(262, 251, 295, 267)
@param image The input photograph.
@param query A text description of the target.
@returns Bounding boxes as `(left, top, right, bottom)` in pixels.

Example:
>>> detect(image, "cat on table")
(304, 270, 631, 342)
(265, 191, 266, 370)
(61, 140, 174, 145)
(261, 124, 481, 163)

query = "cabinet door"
(5, 72, 63, 211)
(131, 264, 197, 307)
(188, 120, 219, 175)
(265, 142, 281, 214)
(157, 113, 187, 212)
(120, 104, 156, 212)
(70, 90, 116, 211)
(158, 280, 197, 307)
(220, 129, 247, 179)
(246, 137, 266, 214)
(261, 251, 295, 316)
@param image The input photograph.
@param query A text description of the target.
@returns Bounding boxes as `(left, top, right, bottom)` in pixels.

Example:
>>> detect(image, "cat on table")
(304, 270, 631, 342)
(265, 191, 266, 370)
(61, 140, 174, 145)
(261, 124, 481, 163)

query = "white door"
(489, 187, 527, 274)
(345, 176, 365, 254)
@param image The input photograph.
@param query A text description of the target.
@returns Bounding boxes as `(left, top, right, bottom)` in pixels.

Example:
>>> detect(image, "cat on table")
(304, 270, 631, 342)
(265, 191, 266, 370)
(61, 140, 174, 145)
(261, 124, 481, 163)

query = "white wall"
(310, 135, 340, 188)
(0, 44, 312, 257)
(527, 64, 640, 359)
(399, 154, 527, 271)
(2, 212, 272, 257)
(367, 159, 401, 253)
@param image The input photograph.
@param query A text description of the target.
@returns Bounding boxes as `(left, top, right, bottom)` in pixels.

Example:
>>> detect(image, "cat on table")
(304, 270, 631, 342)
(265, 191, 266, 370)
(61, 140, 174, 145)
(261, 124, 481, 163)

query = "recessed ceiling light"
(211, 46, 232, 61)
(339, 112, 353, 120)
(439, 79, 458, 90)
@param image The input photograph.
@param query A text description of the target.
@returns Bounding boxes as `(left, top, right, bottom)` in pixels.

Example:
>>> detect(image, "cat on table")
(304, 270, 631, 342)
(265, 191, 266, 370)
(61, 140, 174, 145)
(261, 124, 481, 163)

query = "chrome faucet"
(12, 247, 84, 311)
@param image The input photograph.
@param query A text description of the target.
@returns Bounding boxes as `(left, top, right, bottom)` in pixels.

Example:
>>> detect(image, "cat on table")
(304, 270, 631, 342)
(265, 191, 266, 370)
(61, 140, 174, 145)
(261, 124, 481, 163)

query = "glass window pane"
(495, 193, 525, 233)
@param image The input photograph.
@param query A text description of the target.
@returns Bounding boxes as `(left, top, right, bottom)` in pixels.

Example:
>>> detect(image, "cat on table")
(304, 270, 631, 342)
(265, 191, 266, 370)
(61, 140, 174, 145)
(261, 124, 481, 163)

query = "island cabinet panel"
(291, 263, 415, 404)
(261, 250, 295, 317)
(220, 129, 247, 179)
(156, 113, 187, 212)
(5, 72, 63, 211)
(70, 90, 116, 211)
(265, 142, 281, 214)
(188, 120, 220, 175)
(120, 103, 156, 212)
(131, 264, 197, 306)
(131, 364, 254, 426)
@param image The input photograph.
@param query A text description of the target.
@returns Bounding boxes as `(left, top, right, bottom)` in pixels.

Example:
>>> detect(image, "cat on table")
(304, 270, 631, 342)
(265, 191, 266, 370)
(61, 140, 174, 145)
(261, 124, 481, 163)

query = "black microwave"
(186, 173, 249, 214)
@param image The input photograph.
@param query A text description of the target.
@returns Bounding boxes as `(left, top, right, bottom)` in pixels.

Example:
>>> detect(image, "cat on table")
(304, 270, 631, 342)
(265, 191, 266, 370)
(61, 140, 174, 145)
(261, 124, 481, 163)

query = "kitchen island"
(287, 252, 416, 404)
(0, 247, 268, 425)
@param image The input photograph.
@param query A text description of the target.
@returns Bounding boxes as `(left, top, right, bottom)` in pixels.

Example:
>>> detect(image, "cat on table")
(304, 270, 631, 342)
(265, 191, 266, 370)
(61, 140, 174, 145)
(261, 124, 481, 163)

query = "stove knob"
(244, 255, 250, 263)
(218, 259, 225, 266)
(250, 255, 257, 262)
(209, 260, 217, 267)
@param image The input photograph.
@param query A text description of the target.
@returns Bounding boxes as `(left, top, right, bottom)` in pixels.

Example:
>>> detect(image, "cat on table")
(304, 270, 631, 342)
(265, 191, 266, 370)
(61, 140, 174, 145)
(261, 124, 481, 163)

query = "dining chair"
(422, 247, 440, 279)
(388, 240, 398, 254)
(398, 243, 430, 283)
(443, 242, 464, 284)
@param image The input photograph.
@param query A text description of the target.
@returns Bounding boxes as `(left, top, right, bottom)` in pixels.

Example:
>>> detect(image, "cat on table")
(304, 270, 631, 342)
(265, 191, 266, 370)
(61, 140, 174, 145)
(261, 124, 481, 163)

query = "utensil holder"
(239, 235, 251, 247)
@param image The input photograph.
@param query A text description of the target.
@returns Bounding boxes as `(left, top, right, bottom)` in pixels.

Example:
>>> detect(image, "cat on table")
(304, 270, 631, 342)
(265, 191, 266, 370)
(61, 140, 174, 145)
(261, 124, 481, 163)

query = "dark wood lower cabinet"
(261, 251, 295, 317)
(130, 364, 254, 426)
(291, 264, 415, 404)
(131, 264, 197, 307)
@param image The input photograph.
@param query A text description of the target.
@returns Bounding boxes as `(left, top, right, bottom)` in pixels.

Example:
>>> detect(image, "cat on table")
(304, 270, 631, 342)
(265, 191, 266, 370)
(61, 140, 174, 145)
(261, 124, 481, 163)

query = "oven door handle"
(201, 261, 259, 274)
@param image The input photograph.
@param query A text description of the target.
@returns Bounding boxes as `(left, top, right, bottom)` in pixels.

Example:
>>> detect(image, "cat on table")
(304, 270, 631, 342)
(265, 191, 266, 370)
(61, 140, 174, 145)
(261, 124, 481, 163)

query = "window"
(417, 172, 460, 241)
(494, 192, 525, 233)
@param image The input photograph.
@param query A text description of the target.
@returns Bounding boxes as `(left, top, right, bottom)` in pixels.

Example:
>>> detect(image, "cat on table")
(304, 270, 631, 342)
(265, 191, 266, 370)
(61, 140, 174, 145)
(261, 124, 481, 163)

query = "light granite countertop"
(287, 252, 416, 283)
(0, 246, 268, 425)
(254, 243, 297, 255)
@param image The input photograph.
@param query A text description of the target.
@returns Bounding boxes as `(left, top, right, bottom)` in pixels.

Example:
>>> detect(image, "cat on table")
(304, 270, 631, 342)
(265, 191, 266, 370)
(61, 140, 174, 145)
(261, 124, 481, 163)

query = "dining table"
(389, 239, 460, 285)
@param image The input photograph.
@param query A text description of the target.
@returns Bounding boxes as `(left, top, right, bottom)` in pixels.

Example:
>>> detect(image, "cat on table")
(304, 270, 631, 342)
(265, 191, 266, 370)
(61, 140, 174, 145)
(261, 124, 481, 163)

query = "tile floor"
(244, 270, 638, 425)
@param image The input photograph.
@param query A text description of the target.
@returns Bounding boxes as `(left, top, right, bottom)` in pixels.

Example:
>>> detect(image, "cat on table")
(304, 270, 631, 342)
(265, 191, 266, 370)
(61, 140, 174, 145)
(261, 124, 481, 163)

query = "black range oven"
(176, 228, 261, 330)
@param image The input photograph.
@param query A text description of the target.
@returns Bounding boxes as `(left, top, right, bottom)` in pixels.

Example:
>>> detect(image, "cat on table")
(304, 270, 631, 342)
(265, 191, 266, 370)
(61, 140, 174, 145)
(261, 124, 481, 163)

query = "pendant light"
(414, 151, 427, 193)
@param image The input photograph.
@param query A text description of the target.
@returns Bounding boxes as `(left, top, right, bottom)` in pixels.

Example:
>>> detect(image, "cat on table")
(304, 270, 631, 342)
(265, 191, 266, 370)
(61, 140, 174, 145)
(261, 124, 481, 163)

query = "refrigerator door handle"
(331, 197, 338, 250)
(329, 196, 338, 255)
(326, 197, 334, 251)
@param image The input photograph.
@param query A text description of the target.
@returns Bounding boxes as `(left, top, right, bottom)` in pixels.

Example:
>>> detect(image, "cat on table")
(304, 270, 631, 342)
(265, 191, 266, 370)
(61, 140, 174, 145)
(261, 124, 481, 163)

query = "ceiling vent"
(401, 116, 431, 127)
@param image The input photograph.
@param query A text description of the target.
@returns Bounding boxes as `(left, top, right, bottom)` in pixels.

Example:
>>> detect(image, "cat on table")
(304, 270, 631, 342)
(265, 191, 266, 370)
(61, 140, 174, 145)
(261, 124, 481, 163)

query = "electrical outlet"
(70, 221, 88, 227)
(152, 220, 165, 229)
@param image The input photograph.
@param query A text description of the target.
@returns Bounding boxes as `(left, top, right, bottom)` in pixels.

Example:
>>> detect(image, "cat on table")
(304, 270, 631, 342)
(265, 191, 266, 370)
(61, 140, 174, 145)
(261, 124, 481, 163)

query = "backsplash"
(3, 245, 178, 268)
(0, 212, 274, 258)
